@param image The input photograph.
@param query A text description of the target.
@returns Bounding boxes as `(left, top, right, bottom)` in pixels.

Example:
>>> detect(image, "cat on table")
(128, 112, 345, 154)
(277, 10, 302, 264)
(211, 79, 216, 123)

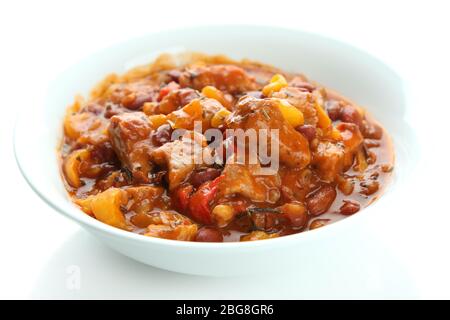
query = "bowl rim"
(14, 24, 407, 249)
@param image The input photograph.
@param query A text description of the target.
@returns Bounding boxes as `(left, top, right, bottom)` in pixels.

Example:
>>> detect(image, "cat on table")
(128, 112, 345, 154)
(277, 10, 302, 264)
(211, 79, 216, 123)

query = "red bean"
(245, 91, 263, 99)
(340, 105, 363, 128)
(189, 168, 222, 188)
(289, 79, 316, 92)
(339, 200, 360, 215)
(195, 227, 223, 242)
(296, 125, 316, 142)
(325, 100, 342, 121)
(360, 180, 379, 195)
(307, 185, 337, 216)
(361, 120, 383, 140)
(309, 219, 330, 230)
(151, 124, 172, 146)
(167, 70, 181, 83)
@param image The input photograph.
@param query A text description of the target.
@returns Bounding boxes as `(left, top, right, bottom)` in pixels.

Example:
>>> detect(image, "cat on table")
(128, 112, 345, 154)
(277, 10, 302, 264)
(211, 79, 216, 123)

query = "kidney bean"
(296, 125, 316, 142)
(339, 200, 360, 215)
(361, 120, 383, 140)
(307, 185, 337, 216)
(364, 139, 381, 148)
(189, 168, 222, 188)
(167, 70, 181, 83)
(195, 227, 223, 242)
(325, 100, 342, 121)
(366, 151, 377, 165)
(337, 177, 354, 196)
(309, 219, 331, 230)
(360, 180, 379, 195)
(289, 80, 316, 92)
(340, 105, 363, 128)
(245, 91, 263, 99)
(152, 124, 172, 146)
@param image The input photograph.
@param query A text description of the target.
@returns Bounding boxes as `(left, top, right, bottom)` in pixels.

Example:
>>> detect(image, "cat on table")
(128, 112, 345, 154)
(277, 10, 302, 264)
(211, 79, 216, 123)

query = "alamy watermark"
(170, 121, 279, 175)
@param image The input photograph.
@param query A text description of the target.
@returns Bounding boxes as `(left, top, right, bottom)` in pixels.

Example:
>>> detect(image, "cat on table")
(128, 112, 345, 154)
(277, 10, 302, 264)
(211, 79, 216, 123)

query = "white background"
(1, 0, 449, 299)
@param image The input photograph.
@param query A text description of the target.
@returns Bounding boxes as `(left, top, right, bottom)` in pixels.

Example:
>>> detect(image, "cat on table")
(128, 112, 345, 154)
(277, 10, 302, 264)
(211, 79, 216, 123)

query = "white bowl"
(14, 25, 418, 276)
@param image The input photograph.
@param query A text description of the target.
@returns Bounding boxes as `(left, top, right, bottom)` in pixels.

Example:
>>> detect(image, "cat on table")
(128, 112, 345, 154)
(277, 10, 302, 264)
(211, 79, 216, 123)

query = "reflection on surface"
(32, 229, 417, 299)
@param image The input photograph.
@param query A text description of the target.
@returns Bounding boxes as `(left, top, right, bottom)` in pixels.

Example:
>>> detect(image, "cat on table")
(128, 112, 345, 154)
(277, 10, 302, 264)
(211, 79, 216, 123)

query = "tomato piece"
(188, 175, 224, 224)
(157, 81, 180, 101)
(174, 184, 194, 213)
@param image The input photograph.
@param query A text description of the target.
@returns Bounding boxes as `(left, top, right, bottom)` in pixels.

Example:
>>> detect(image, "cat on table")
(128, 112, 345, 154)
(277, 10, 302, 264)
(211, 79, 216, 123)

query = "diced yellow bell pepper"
(89, 188, 128, 230)
(315, 102, 332, 129)
(330, 126, 342, 140)
(276, 99, 304, 127)
(148, 114, 167, 129)
(262, 74, 288, 96)
(63, 149, 90, 188)
(201, 86, 231, 109)
(210, 108, 232, 128)
(167, 99, 203, 129)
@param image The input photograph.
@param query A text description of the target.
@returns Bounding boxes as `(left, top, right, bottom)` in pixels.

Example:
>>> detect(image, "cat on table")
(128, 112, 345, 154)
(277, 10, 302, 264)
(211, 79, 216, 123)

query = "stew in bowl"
(60, 53, 394, 242)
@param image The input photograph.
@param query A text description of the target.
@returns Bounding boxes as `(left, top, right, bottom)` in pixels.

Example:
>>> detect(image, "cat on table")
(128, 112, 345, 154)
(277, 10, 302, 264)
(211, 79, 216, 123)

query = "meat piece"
(144, 211, 198, 241)
(279, 167, 319, 202)
(150, 133, 208, 190)
(218, 159, 281, 204)
(108, 112, 153, 183)
(166, 98, 223, 131)
(157, 88, 199, 114)
(336, 122, 364, 167)
(312, 141, 346, 182)
(179, 64, 257, 94)
(312, 123, 363, 182)
(125, 186, 167, 214)
(227, 96, 311, 169)
(272, 87, 318, 125)
(107, 80, 159, 110)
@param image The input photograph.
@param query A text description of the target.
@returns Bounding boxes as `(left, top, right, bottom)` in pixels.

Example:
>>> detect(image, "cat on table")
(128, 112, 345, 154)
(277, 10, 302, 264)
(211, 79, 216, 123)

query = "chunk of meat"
(157, 88, 199, 114)
(107, 80, 159, 110)
(144, 211, 198, 241)
(279, 167, 319, 202)
(227, 96, 311, 169)
(179, 64, 257, 94)
(64, 111, 109, 145)
(218, 159, 281, 204)
(337, 122, 364, 167)
(273, 87, 318, 125)
(312, 123, 363, 182)
(150, 133, 208, 190)
(166, 98, 223, 131)
(312, 141, 346, 182)
(125, 186, 167, 214)
(108, 112, 154, 183)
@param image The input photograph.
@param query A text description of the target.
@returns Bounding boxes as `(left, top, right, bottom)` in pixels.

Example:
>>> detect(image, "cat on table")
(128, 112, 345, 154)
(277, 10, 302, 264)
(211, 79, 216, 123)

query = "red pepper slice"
(174, 184, 194, 213)
(157, 81, 180, 101)
(188, 175, 224, 225)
